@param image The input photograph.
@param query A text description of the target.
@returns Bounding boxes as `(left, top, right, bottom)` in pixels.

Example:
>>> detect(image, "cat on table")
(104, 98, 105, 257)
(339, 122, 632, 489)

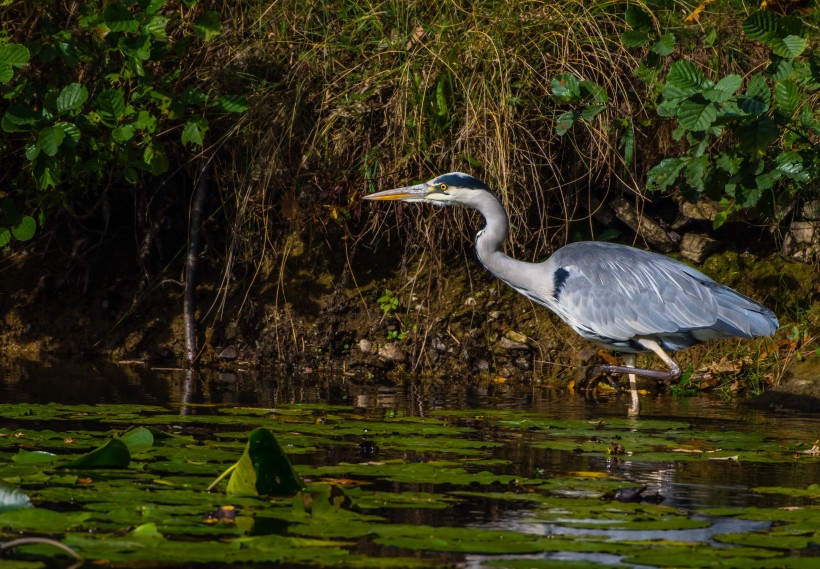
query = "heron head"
(363, 172, 492, 207)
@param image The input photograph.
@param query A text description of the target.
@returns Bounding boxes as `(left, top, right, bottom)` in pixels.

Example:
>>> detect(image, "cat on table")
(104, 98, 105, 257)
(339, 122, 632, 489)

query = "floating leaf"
(60, 438, 131, 469)
(118, 427, 155, 454)
(226, 428, 305, 496)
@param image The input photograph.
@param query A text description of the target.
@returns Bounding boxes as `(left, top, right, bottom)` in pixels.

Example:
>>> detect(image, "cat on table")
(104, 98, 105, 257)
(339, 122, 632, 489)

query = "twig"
(1, 537, 82, 561)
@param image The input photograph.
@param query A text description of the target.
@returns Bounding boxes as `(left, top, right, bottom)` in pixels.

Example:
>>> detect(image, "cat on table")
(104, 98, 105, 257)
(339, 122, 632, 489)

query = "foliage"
(625, 7, 819, 227)
(0, 0, 248, 244)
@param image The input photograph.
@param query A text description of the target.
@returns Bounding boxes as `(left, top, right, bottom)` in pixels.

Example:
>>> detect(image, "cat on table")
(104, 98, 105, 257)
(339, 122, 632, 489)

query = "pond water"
(1, 359, 818, 568)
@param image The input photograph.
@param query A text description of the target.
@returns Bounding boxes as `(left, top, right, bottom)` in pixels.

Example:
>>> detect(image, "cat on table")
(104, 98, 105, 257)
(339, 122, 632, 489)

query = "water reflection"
(2, 357, 818, 516)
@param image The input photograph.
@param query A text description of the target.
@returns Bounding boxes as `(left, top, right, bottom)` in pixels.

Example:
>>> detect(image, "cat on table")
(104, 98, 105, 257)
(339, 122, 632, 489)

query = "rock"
(789, 221, 817, 245)
(782, 221, 819, 263)
(464, 297, 477, 306)
(802, 199, 820, 221)
(358, 339, 372, 354)
(746, 357, 820, 412)
(474, 359, 490, 372)
(488, 310, 502, 321)
(378, 342, 406, 363)
(610, 198, 677, 253)
(513, 356, 530, 370)
(431, 336, 447, 352)
(498, 337, 529, 350)
(218, 346, 239, 360)
(504, 330, 528, 344)
(679, 233, 719, 264)
(679, 198, 721, 222)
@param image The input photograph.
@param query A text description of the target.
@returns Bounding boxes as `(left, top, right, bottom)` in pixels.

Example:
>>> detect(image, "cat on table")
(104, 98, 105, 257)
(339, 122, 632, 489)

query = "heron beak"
(363, 183, 429, 202)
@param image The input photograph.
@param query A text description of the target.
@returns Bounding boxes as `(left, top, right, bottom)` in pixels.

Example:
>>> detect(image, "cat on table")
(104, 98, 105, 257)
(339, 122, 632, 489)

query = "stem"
(184, 161, 212, 366)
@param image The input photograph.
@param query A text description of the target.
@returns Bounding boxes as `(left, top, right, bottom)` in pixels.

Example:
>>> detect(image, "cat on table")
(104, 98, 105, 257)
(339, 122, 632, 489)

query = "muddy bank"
(2, 222, 817, 406)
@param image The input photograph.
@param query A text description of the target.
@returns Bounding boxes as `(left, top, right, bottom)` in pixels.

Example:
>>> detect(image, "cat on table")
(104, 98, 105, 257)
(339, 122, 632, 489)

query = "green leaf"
(620, 30, 650, 48)
(0, 227, 10, 248)
(646, 157, 686, 192)
(650, 33, 675, 56)
(96, 89, 126, 123)
(60, 438, 131, 469)
(770, 35, 806, 59)
(620, 122, 634, 165)
(742, 11, 779, 43)
(11, 216, 36, 241)
(580, 105, 605, 120)
(57, 121, 81, 147)
(193, 12, 222, 41)
(716, 153, 741, 175)
(554, 110, 578, 136)
(143, 15, 169, 39)
(774, 80, 799, 115)
(103, 3, 140, 32)
(579, 80, 608, 104)
(226, 428, 305, 496)
(0, 64, 11, 84)
(214, 95, 251, 113)
(13, 448, 56, 464)
(677, 100, 718, 131)
(703, 75, 742, 103)
(0, 43, 30, 68)
(112, 124, 135, 143)
(38, 125, 66, 156)
(736, 118, 779, 154)
(118, 427, 155, 454)
(625, 5, 653, 33)
(666, 60, 708, 91)
(181, 118, 207, 147)
(550, 73, 581, 103)
(2, 105, 41, 132)
(56, 83, 89, 113)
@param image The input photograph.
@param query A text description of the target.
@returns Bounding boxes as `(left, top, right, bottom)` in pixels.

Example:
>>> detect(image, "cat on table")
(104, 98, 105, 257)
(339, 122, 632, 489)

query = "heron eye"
(439, 183, 447, 191)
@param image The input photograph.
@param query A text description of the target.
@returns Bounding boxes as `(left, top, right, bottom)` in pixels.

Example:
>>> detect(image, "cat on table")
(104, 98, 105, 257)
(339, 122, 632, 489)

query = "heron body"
(365, 172, 778, 415)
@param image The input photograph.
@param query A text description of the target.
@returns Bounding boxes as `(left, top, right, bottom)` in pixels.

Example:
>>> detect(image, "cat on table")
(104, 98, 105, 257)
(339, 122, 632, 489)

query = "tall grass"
(211, 1, 654, 260)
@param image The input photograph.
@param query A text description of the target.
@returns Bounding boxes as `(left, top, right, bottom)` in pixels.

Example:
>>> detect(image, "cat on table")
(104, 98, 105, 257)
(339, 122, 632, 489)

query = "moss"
(701, 253, 816, 320)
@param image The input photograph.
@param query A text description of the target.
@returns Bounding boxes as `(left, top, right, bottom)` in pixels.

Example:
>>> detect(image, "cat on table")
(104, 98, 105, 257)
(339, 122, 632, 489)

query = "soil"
(1, 220, 818, 407)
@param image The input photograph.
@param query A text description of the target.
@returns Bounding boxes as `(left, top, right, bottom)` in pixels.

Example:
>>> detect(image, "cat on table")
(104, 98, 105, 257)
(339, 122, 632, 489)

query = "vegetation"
(0, 1, 817, 370)
(0, 400, 818, 566)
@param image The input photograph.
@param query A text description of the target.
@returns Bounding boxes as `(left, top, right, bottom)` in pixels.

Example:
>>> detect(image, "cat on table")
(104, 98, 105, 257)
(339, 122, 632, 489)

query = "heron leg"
(589, 339, 681, 383)
(623, 353, 640, 418)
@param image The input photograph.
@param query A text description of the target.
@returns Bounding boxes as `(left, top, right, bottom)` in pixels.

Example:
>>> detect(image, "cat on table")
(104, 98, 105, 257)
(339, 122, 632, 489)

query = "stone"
(503, 330, 528, 344)
(610, 198, 677, 253)
(679, 233, 719, 264)
(218, 346, 239, 360)
(358, 339, 372, 354)
(378, 342, 406, 363)
(498, 337, 529, 350)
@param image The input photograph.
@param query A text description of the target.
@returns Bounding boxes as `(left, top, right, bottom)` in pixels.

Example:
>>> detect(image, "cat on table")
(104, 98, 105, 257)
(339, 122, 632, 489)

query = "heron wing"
(539, 242, 775, 343)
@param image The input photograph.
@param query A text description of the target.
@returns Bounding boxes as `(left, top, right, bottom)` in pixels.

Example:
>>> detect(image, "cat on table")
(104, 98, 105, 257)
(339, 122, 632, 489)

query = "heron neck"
(473, 193, 542, 295)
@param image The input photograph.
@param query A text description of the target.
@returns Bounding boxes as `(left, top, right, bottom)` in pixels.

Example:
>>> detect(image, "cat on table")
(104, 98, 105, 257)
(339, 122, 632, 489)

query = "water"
(2, 359, 819, 567)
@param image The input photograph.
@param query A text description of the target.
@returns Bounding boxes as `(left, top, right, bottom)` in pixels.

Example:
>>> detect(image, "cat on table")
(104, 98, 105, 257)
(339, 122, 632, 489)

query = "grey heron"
(365, 172, 779, 416)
